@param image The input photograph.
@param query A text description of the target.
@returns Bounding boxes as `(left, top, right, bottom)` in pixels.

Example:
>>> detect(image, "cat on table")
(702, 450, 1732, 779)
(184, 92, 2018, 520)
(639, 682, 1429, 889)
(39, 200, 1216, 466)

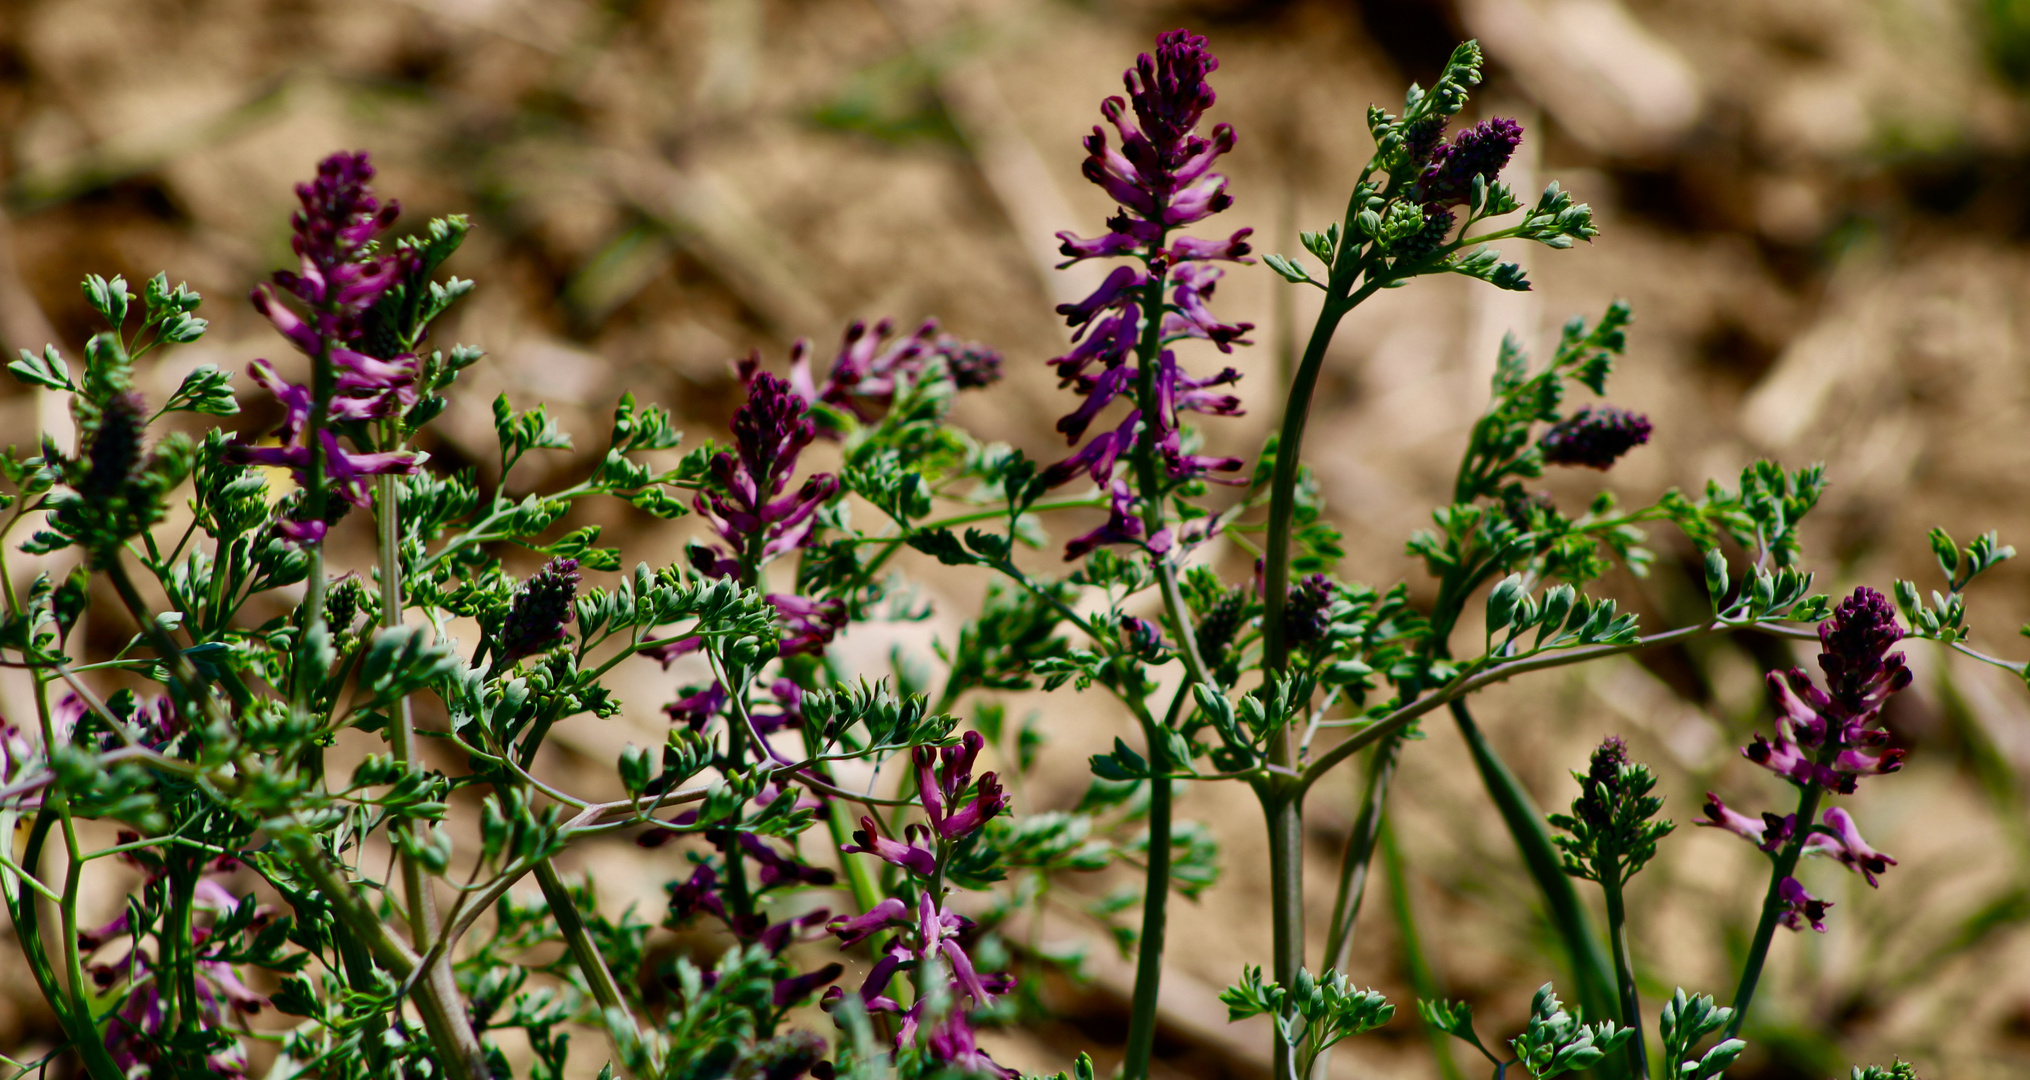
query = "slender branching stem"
(1602, 870, 1649, 1077)
(535, 857, 637, 1075)
(1725, 778, 1827, 1040)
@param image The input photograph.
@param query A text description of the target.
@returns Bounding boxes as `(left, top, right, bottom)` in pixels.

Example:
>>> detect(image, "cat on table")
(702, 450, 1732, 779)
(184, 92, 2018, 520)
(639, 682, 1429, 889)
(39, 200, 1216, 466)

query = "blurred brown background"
(5, 0, 2030, 1077)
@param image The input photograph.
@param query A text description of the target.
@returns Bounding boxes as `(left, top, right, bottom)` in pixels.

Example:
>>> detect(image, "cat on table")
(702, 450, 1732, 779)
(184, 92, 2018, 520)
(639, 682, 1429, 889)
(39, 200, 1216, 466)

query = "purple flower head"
(790, 319, 1003, 424)
(1417, 117, 1524, 208)
(1041, 29, 1252, 558)
(1538, 406, 1653, 470)
(498, 557, 580, 662)
(1282, 573, 1337, 647)
(696, 362, 839, 573)
(1574, 736, 1630, 829)
(1694, 792, 1790, 854)
(826, 892, 1011, 1063)
(78, 392, 147, 502)
(230, 153, 426, 544)
(1816, 587, 1911, 712)
(1775, 875, 1831, 933)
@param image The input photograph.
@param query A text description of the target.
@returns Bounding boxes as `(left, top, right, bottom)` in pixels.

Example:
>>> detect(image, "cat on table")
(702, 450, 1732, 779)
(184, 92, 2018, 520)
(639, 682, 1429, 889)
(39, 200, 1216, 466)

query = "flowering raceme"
(827, 731, 1013, 1075)
(1696, 587, 1910, 930)
(790, 317, 1003, 423)
(229, 152, 420, 543)
(1043, 28, 1254, 559)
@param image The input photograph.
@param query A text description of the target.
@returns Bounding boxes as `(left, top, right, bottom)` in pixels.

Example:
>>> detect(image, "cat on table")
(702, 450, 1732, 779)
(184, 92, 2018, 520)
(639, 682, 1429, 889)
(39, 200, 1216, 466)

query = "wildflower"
(697, 365, 838, 571)
(842, 819, 939, 877)
(1697, 588, 1912, 929)
(1040, 29, 1253, 558)
(231, 152, 422, 543)
(1538, 406, 1653, 470)
(497, 557, 579, 662)
(913, 731, 1009, 841)
(1812, 806, 1897, 888)
(1416, 117, 1524, 208)
(1282, 574, 1337, 648)
(824, 892, 1013, 1066)
(1775, 876, 1831, 933)
(788, 318, 1003, 422)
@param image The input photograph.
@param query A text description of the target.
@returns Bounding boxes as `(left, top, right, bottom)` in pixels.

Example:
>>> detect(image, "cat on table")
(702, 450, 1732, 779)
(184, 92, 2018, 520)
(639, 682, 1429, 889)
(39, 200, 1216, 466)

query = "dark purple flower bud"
(1194, 591, 1244, 669)
(1816, 586, 1911, 712)
(498, 557, 579, 662)
(1402, 116, 1449, 171)
(942, 341, 1004, 389)
(1538, 406, 1653, 470)
(1776, 875, 1831, 932)
(1418, 117, 1524, 208)
(1391, 205, 1456, 263)
(1282, 574, 1337, 647)
(78, 392, 147, 501)
(1574, 735, 1629, 828)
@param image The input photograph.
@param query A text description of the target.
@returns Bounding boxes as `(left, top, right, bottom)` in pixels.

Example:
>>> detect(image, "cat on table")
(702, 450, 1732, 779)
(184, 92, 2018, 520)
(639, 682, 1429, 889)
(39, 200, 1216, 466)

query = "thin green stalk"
(12, 809, 124, 1080)
(1321, 733, 1401, 973)
(1724, 779, 1827, 1040)
(1602, 873, 1649, 1078)
(1447, 700, 1620, 1028)
(1382, 822, 1467, 1080)
(1122, 686, 1193, 1080)
(535, 858, 637, 1073)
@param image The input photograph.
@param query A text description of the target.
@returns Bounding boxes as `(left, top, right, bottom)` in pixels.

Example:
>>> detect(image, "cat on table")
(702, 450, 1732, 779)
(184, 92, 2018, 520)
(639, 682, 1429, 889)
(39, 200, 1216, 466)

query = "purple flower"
(697, 363, 839, 571)
(842, 818, 938, 877)
(84, 870, 272, 1075)
(1812, 806, 1897, 888)
(825, 892, 1012, 1063)
(913, 731, 1010, 841)
(789, 318, 1003, 423)
(231, 152, 424, 543)
(1698, 588, 1913, 930)
(1282, 573, 1337, 648)
(1538, 406, 1653, 470)
(925, 1015, 1015, 1078)
(497, 557, 579, 662)
(1775, 875, 1831, 933)
(767, 593, 848, 658)
(1417, 117, 1524, 208)
(1040, 29, 1253, 559)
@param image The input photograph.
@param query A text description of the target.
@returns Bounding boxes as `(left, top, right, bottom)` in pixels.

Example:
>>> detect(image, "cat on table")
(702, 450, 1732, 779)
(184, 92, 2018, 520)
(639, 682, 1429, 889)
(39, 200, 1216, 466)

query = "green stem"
(1602, 870, 1649, 1078)
(12, 810, 124, 1080)
(1448, 700, 1620, 1030)
(1725, 780, 1826, 1040)
(1259, 777, 1306, 1080)
(1382, 822, 1467, 1080)
(535, 858, 637, 1072)
(1122, 686, 1192, 1080)
(1321, 733, 1401, 973)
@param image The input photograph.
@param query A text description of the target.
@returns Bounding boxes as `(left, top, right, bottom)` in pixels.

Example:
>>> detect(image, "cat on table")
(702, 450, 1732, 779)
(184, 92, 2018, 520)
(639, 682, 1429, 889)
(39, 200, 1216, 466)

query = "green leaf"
(163, 364, 238, 416)
(359, 625, 462, 706)
(10, 346, 73, 391)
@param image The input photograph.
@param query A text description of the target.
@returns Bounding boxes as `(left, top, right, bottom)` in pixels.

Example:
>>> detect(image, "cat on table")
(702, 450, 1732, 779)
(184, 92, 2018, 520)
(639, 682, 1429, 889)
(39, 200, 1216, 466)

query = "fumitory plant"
(1, 23, 2026, 1080)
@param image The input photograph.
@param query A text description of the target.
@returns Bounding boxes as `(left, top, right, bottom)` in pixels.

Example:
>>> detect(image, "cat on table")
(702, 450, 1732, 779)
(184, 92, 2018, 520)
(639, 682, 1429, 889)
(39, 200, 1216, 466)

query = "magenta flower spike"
(1040, 29, 1254, 559)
